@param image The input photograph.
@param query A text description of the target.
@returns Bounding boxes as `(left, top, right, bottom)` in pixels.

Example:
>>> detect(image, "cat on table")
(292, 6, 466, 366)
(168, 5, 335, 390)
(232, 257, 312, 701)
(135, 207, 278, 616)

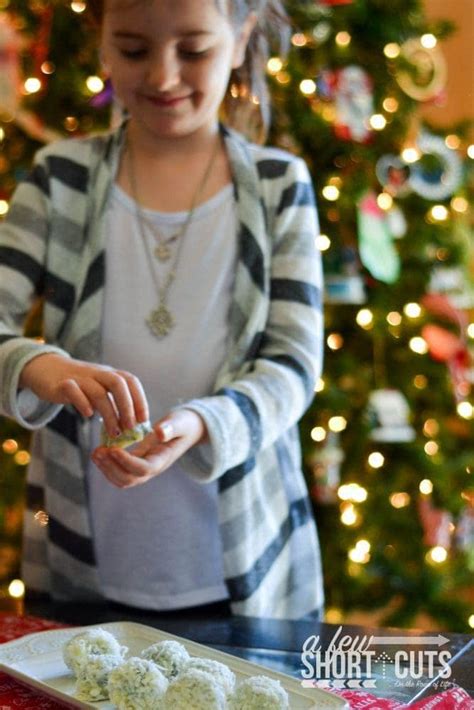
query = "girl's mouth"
(144, 95, 189, 107)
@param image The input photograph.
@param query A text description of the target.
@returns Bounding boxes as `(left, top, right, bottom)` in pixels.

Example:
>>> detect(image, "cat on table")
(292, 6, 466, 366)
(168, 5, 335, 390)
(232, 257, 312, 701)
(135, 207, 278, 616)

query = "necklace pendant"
(154, 242, 172, 261)
(147, 304, 174, 338)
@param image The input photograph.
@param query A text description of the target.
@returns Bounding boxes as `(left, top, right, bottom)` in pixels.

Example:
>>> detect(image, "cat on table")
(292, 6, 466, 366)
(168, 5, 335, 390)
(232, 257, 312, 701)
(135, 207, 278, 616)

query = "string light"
(377, 192, 393, 210)
(436, 247, 449, 261)
(41, 61, 55, 75)
(275, 71, 291, 85)
(423, 419, 439, 437)
(64, 116, 79, 132)
(426, 546, 448, 564)
(299, 79, 316, 96)
(326, 608, 344, 623)
(409, 337, 428, 354)
(2, 439, 18, 454)
(335, 31, 351, 47)
(420, 33, 437, 49)
(356, 308, 373, 329)
(467, 323, 474, 339)
(14, 450, 31, 466)
(338, 483, 367, 503)
(267, 57, 283, 75)
(414, 374, 428, 389)
(0, 127, 4, 141)
(24, 77, 42, 94)
(383, 97, 399, 113)
(340, 503, 359, 526)
(467, 145, 474, 159)
(70, 1, 86, 12)
(383, 43, 400, 58)
(445, 134, 461, 150)
(368, 451, 385, 469)
(349, 539, 371, 564)
(424, 441, 439, 457)
(329, 416, 347, 432)
(315, 234, 331, 251)
(322, 185, 340, 201)
(404, 302, 422, 318)
(419, 479, 433, 495)
(86, 76, 104, 94)
(401, 147, 421, 163)
(469, 615, 474, 630)
(369, 114, 387, 130)
(457, 401, 474, 419)
(310, 426, 326, 442)
(429, 205, 449, 221)
(387, 311, 402, 326)
(8, 579, 25, 598)
(315, 377, 325, 392)
(327, 333, 344, 350)
(291, 32, 307, 47)
(390, 492, 411, 508)
(0, 200, 9, 216)
(451, 196, 468, 213)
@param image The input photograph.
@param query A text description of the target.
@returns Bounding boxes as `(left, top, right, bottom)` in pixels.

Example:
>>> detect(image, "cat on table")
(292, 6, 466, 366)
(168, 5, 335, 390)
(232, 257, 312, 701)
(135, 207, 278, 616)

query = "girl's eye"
(119, 48, 148, 60)
(179, 48, 210, 59)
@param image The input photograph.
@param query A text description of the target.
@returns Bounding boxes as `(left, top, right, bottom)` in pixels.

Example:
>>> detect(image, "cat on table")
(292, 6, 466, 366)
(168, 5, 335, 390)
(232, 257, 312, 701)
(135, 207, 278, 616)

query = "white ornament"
(409, 133, 462, 200)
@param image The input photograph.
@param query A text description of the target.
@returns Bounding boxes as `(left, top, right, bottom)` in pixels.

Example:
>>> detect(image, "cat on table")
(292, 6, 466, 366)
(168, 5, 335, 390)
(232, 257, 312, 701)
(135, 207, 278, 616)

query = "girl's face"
(101, 0, 254, 143)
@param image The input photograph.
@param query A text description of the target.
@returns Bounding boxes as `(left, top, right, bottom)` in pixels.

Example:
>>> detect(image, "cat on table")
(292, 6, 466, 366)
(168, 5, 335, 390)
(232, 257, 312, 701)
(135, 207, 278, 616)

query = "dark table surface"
(25, 599, 474, 704)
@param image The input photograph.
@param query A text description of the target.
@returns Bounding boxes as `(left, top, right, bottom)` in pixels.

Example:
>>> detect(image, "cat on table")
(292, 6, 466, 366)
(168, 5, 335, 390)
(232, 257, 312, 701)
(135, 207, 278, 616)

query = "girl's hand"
(91, 409, 207, 488)
(19, 353, 149, 437)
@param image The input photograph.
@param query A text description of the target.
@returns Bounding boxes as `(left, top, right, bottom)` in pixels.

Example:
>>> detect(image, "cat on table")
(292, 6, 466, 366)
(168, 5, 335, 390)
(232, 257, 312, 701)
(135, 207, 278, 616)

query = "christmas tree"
(0, 0, 473, 630)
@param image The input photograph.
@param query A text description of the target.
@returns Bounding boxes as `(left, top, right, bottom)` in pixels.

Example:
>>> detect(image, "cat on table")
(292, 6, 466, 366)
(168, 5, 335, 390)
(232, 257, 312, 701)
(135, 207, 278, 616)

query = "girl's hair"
(87, 0, 290, 142)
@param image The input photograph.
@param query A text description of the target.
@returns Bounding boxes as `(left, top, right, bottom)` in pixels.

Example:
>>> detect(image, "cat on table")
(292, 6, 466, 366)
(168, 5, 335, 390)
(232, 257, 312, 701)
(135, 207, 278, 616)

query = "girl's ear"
(231, 12, 258, 69)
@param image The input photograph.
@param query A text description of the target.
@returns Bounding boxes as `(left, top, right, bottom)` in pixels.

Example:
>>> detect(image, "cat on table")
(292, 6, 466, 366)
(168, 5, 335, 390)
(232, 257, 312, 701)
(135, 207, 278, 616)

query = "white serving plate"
(0, 621, 348, 709)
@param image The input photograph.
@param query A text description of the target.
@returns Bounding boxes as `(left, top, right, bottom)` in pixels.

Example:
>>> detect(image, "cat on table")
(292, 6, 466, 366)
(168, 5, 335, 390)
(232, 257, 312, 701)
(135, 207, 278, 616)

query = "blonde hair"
(87, 0, 290, 142)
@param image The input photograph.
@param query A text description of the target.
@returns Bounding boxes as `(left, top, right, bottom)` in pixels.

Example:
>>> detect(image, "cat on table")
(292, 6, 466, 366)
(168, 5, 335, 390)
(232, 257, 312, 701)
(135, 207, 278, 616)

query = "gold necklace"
(127, 135, 220, 338)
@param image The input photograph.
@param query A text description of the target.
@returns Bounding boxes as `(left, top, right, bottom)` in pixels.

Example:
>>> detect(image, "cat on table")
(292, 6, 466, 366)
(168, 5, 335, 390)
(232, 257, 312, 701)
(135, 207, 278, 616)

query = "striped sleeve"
(0, 149, 70, 428)
(182, 157, 323, 480)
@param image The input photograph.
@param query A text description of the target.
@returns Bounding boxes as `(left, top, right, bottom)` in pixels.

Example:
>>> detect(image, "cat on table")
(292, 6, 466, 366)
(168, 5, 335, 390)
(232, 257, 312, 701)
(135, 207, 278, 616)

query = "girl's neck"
(125, 119, 221, 164)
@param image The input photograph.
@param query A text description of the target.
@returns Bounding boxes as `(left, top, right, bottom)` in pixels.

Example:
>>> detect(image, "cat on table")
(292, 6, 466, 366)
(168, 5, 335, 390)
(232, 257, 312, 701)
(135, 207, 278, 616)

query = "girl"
(0, 0, 324, 619)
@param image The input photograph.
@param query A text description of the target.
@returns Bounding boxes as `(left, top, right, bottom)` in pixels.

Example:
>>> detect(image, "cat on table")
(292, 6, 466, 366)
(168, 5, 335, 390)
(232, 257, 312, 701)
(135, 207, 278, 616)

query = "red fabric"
(0, 614, 472, 709)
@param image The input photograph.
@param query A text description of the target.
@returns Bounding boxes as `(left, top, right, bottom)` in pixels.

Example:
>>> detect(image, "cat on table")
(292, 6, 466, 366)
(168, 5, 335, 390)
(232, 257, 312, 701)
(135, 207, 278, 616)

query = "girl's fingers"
(57, 379, 94, 418)
(119, 371, 150, 424)
(82, 382, 121, 437)
(98, 371, 136, 430)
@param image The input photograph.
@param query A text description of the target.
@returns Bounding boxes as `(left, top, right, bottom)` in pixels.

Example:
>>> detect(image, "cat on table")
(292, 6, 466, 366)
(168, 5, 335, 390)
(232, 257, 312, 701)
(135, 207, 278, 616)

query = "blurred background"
(0, 0, 473, 630)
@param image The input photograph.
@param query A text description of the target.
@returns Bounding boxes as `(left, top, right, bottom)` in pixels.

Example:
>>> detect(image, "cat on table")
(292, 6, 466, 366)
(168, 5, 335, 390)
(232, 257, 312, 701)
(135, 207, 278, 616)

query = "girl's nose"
(147, 49, 181, 92)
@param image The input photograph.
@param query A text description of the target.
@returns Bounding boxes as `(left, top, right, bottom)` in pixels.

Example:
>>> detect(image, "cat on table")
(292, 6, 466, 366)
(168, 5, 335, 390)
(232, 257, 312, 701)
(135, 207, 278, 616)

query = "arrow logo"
(370, 635, 450, 646)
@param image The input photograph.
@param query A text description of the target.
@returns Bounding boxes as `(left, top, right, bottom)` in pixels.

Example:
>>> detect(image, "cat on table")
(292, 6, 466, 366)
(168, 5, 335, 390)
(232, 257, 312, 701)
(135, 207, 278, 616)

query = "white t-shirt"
(86, 181, 237, 610)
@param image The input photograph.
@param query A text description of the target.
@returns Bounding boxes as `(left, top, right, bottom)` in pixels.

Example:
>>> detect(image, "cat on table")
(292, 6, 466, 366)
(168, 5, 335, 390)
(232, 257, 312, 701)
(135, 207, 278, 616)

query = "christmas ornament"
(429, 266, 474, 310)
(366, 389, 416, 443)
(325, 245, 366, 304)
(385, 205, 407, 239)
(409, 133, 462, 200)
(375, 154, 411, 197)
(395, 37, 447, 102)
(0, 12, 21, 116)
(357, 191, 400, 283)
(307, 432, 344, 504)
(334, 66, 374, 142)
(418, 498, 452, 548)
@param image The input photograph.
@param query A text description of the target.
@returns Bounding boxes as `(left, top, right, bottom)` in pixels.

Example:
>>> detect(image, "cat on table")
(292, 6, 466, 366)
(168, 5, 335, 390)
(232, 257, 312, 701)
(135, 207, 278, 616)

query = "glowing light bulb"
(468, 145, 474, 159)
(327, 333, 343, 350)
(377, 192, 393, 210)
(341, 504, 358, 526)
(451, 196, 468, 213)
(387, 311, 402, 326)
(369, 114, 387, 130)
(86, 76, 104, 94)
(24, 77, 42, 94)
(2, 439, 18, 454)
(423, 419, 439, 437)
(315, 378, 325, 392)
(356, 539, 371, 554)
(401, 147, 421, 163)
(390, 492, 411, 508)
(322, 185, 340, 201)
(467, 323, 474, 339)
(445, 134, 461, 150)
(368, 452, 385, 469)
(457, 401, 474, 419)
(299, 79, 316, 96)
(14, 450, 31, 466)
(414, 374, 428, 389)
(291, 33, 307, 47)
(335, 31, 351, 47)
(329, 416, 347, 432)
(356, 308, 373, 329)
(267, 57, 283, 74)
(71, 1, 86, 11)
(315, 234, 331, 251)
(310, 426, 326, 442)
(404, 302, 422, 318)
(430, 205, 449, 221)
(0, 200, 9, 216)
(424, 441, 439, 456)
(383, 43, 400, 58)
(383, 97, 399, 113)
(8, 579, 25, 598)
(348, 547, 370, 564)
(421, 33, 437, 49)
(469, 615, 474, 629)
(409, 337, 428, 354)
(427, 546, 448, 564)
(419, 479, 433, 495)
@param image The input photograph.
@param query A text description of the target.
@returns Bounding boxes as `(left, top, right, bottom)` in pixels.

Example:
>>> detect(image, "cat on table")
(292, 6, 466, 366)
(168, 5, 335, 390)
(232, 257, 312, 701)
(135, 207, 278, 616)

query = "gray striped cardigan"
(0, 123, 324, 619)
